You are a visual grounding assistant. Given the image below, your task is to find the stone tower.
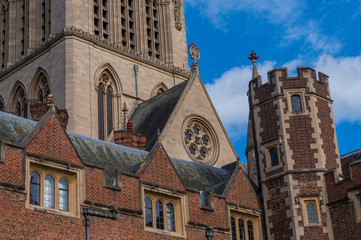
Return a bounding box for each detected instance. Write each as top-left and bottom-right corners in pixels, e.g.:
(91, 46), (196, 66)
(0, 0), (189, 139)
(246, 52), (341, 239)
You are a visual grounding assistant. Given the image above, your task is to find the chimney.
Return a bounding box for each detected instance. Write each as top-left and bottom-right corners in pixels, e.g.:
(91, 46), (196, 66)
(30, 101), (69, 129)
(114, 120), (147, 151)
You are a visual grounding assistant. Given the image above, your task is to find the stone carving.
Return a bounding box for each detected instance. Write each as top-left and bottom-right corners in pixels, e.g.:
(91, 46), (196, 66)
(189, 43), (200, 62)
(174, 0), (182, 31)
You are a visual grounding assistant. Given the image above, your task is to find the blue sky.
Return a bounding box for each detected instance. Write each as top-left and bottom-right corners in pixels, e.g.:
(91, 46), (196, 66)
(183, 0), (361, 162)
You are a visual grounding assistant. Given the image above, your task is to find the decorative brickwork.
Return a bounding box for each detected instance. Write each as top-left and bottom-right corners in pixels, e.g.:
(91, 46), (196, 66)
(114, 120), (147, 151)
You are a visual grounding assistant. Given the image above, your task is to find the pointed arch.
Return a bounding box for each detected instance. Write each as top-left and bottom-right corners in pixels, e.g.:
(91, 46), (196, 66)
(9, 81), (28, 118)
(151, 82), (168, 97)
(29, 67), (51, 103)
(95, 64), (123, 140)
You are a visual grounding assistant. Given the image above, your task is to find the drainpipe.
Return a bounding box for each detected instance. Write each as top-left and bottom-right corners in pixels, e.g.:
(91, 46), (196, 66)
(83, 212), (90, 240)
(128, 65), (139, 118)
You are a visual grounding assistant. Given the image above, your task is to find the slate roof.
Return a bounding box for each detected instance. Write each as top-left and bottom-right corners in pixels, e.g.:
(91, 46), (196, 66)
(131, 81), (188, 151)
(340, 148), (361, 177)
(0, 110), (233, 194)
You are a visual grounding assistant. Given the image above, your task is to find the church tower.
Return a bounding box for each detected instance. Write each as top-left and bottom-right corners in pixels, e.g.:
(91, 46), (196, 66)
(0, 0), (189, 140)
(246, 51), (341, 239)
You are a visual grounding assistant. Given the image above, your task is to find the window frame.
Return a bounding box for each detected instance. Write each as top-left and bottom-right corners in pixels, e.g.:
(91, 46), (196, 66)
(285, 89), (307, 115)
(229, 210), (261, 240)
(26, 158), (83, 218)
(143, 188), (185, 237)
(262, 139), (282, 170)
(301, 197), (321, 226)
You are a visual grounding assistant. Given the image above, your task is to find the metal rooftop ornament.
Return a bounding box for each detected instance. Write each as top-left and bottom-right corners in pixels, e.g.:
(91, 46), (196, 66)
(248, 50), (260, 79)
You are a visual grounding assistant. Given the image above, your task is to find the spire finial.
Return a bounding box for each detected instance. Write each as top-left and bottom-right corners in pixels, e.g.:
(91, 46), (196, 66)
(248, 50), (260, 79)
(47, 93), (55, 111)
(189, 43), (200, 75)
(122, 102), (129, 129)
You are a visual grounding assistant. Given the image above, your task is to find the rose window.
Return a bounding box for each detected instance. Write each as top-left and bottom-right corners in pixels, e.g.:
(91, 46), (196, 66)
(182, 118), (218, 165)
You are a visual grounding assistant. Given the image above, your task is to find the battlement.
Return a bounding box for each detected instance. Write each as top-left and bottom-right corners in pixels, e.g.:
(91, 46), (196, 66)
(248, 66), (331, 106)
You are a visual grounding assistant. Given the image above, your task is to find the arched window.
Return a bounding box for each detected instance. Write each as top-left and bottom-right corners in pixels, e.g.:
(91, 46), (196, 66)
(307, 202), (317, 224)
(291, 94), (302, 113)
(145, 197), (153, 227)
(59, 178), (69, 211)
(44, 175), (55, 209)
(30, 172), (40, 206)
(231, 217), (237, 240)
(97, 72), (115, 140)
(239, 219), (245, 240)
(11, 85), (28, 118)
(37, 74), (50, 103)
(247, 221), (254, 240)
(270, 147), (279, 166)
(166, 202), (175, 232)
(0, 5), (6, 69)
(155, 200), (164, 230)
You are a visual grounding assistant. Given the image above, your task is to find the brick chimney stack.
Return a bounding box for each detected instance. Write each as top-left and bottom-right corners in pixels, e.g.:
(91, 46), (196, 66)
(30, 102), (69, 129)
(114, 120), (147, 151)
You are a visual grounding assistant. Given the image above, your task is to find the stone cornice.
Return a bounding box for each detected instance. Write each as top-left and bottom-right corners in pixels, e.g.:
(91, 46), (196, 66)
(0, 26), (191, 80)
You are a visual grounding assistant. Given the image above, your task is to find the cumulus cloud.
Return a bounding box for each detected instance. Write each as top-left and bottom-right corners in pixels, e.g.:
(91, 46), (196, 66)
(315, 54), (361, 124)
(205, 61), (276, 140)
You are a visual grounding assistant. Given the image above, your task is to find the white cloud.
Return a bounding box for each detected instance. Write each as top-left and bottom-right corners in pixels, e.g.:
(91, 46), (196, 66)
(205, 61), (276, 139)
(315, 54), (361, 123)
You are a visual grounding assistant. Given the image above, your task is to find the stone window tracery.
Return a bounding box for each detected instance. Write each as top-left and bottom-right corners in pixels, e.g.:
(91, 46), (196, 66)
(36, 74), (50, 103)
(97, 72), (114, 140)
(230, 213), (260, 240)
(12, 86), (28, 118)
(182, 116), (218, 165)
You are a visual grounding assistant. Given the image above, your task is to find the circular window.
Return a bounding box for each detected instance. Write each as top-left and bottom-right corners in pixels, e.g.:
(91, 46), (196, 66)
(182, 116), (219, 165)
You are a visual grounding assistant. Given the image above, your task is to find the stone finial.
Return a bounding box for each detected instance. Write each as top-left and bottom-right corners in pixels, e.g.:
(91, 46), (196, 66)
(47, 94), (55, 110)
(248, 50), (259, 79)
(189, 43), (200, 75)
(122, 102), (129, 129)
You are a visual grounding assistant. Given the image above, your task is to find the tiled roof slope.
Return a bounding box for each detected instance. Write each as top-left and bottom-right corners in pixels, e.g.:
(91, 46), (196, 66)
(340, 148), (361, 177)
(131, 81), (187, 151)
(0, 110), (232, 193)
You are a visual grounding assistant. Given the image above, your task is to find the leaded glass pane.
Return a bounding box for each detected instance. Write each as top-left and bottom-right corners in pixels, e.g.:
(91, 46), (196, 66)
(231, 217), (236, 240)
(98, 85), (104, 140)
(44, 175), (55, 209)
(247, 220), (254, 240)
(145, 198), (153, 227)
(270, 147), (279, 166)
(166, 202), (175, 232)
(106, 87), (113, 136)
(239, 218), (245, 240)
(291, 95), (302, 113)
(59, 178), (69, 211)
(30, 172), (40, 206)
(156, 200), (164, 230)
(307, 203), (317, 223)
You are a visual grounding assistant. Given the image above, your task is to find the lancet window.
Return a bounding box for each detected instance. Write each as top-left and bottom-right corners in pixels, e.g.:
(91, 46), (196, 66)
(12, 86), (28, 118)
(146, 0), (160, 59)
(41, 0), (51, 42)
(94, 0), (109, 39)
(120, 0), (135, 49)
(1, 5), (7, 69)
(97, 72), (114, 140)
(35, 73), (50, 103)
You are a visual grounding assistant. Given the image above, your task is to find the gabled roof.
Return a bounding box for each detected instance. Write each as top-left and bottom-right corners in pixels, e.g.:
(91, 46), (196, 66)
(0, 110), (233, 193)
(131, 81), (188, 151)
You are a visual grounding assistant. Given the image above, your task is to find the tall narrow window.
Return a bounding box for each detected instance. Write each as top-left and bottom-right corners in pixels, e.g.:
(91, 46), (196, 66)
(145, 198), (153, 227)
(59, 178), (69, 211)
(0, 98), (4, 111)
(21, 1), (25, 55)
(44, 175), (55, 209)
(97, 72), (115, 140)
(156, 200), (164, 230)
(306, 202), (317, 224)
(247, 221), (254, 240)
(166, 202), (175, 232)
(231, 217), (237, 240)
(94, 0), (108, 39)
(270, 147), (279, 166)
(291, 94), (302, 113)
(239, 219), (245, 240)
(1, 6), (6, 69)
(128, 0), (135, 49)
(146, 0), (160, 59)
(30, 172), (40, 206)
(36, 74), (50, 103)
(41, 0), (46, 42)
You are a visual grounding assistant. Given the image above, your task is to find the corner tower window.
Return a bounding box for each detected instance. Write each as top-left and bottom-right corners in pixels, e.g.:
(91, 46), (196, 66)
(306, 202), (317, 224)
(291, 94), (302, 113)
(97, 72), (115, 140)
(270, 147), (279, 166)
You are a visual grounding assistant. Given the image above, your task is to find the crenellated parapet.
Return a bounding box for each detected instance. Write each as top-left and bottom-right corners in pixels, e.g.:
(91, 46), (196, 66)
(248, 66), (331, 107)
